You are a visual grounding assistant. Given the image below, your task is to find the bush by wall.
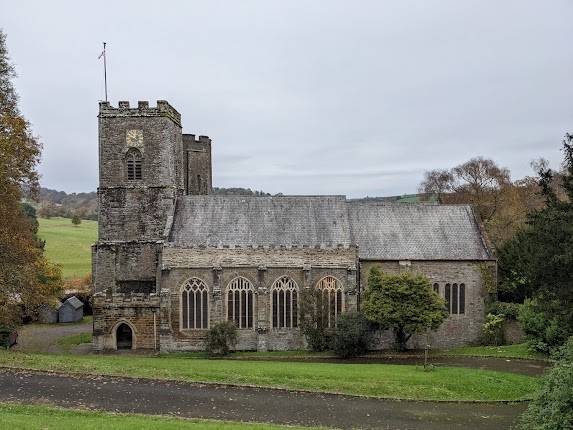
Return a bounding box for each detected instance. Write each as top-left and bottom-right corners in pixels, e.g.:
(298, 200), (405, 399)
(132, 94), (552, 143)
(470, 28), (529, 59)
(333, 312), (372, 358)
(486, 301), (521, 320)
(518, 299), (570, 353)
(480, 313), (505, 346)
(205, 321), (237, 357)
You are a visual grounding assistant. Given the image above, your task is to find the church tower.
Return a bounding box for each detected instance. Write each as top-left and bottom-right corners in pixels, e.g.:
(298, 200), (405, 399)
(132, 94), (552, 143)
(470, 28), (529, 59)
(93, 100), (184, 296)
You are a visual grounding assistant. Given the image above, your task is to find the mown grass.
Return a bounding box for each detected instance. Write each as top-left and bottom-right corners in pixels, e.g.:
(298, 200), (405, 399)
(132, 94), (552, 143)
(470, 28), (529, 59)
(0, 350), (538, 401)
(57, 332), (92, 352)
(164, 350), (333, 359)
(37, 217), (97, 279)
(441, 344), (549, 361)
(0, 403), (323, 430)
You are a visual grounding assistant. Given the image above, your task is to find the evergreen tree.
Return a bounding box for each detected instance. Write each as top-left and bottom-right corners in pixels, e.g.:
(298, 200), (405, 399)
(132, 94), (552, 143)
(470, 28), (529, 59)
(499, 135), (573, 350)
(362, 268), (447, 351)
(71, 214), (81, 226)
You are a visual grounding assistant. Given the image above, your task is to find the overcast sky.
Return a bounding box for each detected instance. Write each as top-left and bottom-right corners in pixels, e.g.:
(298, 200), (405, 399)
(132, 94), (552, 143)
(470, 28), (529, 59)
(2, 1), (572, 197)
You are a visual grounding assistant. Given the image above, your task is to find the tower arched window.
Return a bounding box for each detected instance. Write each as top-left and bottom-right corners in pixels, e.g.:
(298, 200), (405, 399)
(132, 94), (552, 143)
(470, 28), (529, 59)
(227, 277), (254, 329)
(126, 148), (142, 180)
(271, 276), (298, 328)
(316, 276), (343, 328)
(181, 278), (209, 329)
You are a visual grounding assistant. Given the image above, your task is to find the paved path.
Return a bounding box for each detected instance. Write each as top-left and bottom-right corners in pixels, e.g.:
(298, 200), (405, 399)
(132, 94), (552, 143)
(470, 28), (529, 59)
(0, 369), (526, 430)
(13, 320), (92, 353)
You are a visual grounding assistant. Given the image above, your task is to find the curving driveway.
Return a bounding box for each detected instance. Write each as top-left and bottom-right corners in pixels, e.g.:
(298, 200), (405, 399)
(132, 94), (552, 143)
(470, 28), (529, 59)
(0, 369), (526, 430)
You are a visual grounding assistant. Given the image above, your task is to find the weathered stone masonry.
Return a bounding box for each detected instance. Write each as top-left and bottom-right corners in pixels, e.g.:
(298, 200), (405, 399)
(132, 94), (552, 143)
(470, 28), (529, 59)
(92, 100), (495, 352)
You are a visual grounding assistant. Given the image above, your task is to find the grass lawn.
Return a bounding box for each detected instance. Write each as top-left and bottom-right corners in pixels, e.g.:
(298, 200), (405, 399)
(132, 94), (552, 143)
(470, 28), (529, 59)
(0, 403), (322, 430)
(37, 217), (97, 279)
(441, 344), (549, 361)
(0, 351), (538, 401)
(57, 332), (92, 352)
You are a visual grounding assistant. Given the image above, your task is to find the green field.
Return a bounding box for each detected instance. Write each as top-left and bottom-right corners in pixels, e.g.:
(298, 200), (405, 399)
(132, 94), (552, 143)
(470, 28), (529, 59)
(0, 403), (322, 430)
(37, 217), (97, 279)
(0, 351), (538, 401)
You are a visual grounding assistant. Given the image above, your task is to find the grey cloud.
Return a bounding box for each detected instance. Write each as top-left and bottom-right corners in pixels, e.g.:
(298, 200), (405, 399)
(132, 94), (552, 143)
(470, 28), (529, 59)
(2, 0), (572, 197)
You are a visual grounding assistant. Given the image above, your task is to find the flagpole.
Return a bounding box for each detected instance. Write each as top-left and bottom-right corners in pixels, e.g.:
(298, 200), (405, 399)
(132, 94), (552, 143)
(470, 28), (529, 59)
(103, 42), (108, 102)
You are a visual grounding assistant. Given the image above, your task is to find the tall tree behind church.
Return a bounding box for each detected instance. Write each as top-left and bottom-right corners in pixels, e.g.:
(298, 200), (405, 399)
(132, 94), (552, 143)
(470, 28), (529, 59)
(419, 157), (544, 247)
(0, 29), (62, 325)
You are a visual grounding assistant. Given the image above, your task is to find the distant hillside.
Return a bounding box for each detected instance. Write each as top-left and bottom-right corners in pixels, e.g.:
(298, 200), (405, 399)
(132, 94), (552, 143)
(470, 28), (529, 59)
(32, 186), (272, 220)
(35, 188), (98, 220)
(351, 193), (438, 204)
(30, 187), (432, 221)
(212, 187), (271, 196)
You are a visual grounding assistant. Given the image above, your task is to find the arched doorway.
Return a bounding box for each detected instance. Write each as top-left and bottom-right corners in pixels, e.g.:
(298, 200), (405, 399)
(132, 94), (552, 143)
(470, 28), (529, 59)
(116, 323), (133, 350)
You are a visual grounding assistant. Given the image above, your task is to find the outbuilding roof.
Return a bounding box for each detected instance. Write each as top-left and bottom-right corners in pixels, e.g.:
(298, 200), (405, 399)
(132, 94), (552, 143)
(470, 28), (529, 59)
(63, 296), (84, 310)
(167, 196), (492, 261)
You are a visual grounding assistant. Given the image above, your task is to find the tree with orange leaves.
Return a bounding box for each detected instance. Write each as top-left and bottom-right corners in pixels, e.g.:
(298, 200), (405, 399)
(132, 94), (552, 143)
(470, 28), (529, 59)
(0, 29), (62, 326)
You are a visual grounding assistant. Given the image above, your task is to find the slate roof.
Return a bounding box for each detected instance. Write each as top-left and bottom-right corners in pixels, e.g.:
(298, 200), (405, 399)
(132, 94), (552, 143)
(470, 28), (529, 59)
(347, 202), (492, 260)
(168, 196), (492, 261)
(63, 296), (83, 310)
(169, 195), (352, 248)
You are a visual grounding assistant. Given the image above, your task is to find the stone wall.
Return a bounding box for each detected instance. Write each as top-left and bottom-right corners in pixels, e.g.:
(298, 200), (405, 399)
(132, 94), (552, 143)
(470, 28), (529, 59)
(360, 260), (495, 348)
(92, 292), (162, 351)
(504, 320), (525, 345)
(92, 242), (162, 294)
(183, 134), (212, 195)
(159, 246), (358, 351)
(163, 245), (358, 269)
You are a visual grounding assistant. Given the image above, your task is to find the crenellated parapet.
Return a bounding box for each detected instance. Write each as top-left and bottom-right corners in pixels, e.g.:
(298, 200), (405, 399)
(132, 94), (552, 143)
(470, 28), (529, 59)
(92, 291), (161, 308)
(183, 134), (211, 144)
(99, 100), (181, 127)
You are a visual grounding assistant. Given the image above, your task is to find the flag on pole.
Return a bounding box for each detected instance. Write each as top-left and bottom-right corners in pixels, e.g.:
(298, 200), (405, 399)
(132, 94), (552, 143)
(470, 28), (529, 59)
(99, 42), (108, 102)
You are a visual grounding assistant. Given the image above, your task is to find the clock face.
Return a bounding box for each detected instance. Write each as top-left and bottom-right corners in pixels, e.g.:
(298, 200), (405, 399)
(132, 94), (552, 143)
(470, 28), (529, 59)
(126, 129), (143, 148)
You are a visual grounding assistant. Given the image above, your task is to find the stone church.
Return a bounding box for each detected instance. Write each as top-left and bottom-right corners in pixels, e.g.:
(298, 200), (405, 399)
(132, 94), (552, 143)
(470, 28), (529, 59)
(92, 100), (495, 352)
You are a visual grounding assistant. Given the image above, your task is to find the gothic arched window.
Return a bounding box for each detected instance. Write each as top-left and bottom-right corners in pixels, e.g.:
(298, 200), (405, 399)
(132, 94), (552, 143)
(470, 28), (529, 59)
(444, 282), (466, 315)
(316, 276), (343, 328)
(271, 276), (298, 328)
(181, 278), (209, 329)
(126, 148), (142, 180)
(227, 277), (254, 329)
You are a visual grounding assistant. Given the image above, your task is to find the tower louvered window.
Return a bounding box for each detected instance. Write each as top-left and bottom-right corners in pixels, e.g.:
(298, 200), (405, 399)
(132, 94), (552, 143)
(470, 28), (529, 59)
(227, 277), (254, 329)
(316, 276), (343, 328)
(126, 148), (142, 180)
(181, 278), (209, 329)
(271, 276), (298, 328)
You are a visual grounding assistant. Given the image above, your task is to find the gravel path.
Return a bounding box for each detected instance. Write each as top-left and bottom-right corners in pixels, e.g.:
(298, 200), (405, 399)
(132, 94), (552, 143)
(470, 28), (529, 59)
(13, 320), (92, 353)
(0, 369), (526, 430)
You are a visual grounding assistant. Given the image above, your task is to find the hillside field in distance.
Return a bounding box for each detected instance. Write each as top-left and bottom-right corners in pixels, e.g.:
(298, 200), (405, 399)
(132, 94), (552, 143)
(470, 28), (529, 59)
(38, 217), (97, 279)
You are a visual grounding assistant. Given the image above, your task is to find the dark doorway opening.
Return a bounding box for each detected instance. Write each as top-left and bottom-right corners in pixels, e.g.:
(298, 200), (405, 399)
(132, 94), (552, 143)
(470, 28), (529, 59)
(116, 323), (133, 350)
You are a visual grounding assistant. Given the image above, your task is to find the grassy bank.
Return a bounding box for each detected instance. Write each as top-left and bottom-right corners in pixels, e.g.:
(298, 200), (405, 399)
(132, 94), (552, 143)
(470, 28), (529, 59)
(442, 344), (549, 361)
(57, 332), (92, 352)
(0, 403), (322, 430)
(0, 351), (538, 401)
(37, 217), (97, 279)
